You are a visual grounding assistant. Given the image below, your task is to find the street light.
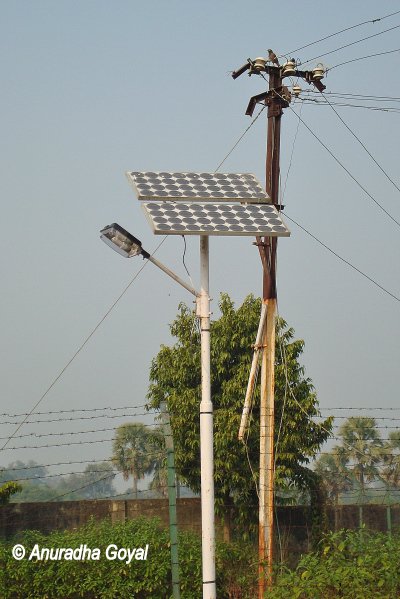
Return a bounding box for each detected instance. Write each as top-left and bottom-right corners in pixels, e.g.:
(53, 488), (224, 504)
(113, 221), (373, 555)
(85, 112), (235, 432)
(100, 223), (198, 297)
(102, 170), (290, 599)
(100, 223), (148, 258)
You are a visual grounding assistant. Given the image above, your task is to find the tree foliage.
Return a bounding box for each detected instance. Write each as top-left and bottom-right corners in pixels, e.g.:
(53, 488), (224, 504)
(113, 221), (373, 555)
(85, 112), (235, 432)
(315, 417), (400, 504)
(314, 449), (353, 505)
(0, 460), (116, 502)
(338, 417), (382, 498)
(112, 423), (162, 498)
(147, 293), (332, 525)
(269, 529), (400, 598)
(0, 481), (22, 505)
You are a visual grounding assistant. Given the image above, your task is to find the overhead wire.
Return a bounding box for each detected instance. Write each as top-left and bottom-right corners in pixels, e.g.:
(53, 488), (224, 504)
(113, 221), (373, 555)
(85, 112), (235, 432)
(298, 98), (400, 113)
(328, 47), (400, 71)
(281, 10), (400, 57)
(214, 104), (267, 172)
(302, 90), (400, 102)
(253, 81), (400, 303)
(279, 96), (400, 228)
(319, 90), (400, 194)
(283, 213), (400, 303)
(300, 23), (400, 66)
(0, 237), (167, 452)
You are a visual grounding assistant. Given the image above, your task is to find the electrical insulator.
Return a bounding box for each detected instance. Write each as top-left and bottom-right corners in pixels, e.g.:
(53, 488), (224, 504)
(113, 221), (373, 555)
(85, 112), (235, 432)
(312, 63), (325, 81)
(252, 57), (267, 72)
(281, 59), (296, 77)
(292, 85), (301, 97)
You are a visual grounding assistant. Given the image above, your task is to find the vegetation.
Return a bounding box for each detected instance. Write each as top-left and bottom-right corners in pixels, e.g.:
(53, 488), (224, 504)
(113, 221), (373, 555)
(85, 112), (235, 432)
(315, 417), (400, 504)
(269, 529), (400, 598)
(0, 517), (257, 598)
(147, 293), (332, 528)
(0, 481), (22, 505)
(111, 423), (163, 499)
(0, 461), (116, 502)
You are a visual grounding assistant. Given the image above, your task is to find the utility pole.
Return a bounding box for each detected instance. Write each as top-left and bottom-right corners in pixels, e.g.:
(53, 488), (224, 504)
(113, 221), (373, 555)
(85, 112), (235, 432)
(232, 54), (326, 597)
(259, 64), (283, 596)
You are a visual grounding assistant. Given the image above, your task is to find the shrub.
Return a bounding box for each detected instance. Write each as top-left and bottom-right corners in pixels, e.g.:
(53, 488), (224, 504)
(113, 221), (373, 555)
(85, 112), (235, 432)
(269, 528), (400, 599)
(0, 517), (257, 598)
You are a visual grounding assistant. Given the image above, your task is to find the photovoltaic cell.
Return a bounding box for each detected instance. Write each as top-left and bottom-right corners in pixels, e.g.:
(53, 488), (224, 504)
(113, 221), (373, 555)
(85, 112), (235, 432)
(127, 171), (270, 203)
(142, 202), (290, 237)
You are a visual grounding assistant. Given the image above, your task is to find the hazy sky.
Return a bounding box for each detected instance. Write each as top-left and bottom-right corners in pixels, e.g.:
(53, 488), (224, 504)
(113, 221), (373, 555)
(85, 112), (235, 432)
(1, 1), (399, 488)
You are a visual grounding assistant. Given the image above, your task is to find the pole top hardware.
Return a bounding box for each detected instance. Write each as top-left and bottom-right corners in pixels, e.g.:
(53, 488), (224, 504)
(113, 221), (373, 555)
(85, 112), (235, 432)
(281, 59), (296, 77)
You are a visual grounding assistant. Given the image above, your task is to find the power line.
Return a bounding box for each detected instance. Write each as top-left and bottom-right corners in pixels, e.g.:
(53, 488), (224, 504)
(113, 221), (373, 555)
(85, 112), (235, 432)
(283, 100), (400, 228)
(301, 23), (400, 66)
(302, 90), (400, 102)
(281, 10), (400, 57)
(298, 98), (400, 113)
(328, 47), (400, 71)
(320, 90), (400, 195)
(214, 104), (266, 172)
(284, 213), (400, 303)
(0, 238), (167, 452)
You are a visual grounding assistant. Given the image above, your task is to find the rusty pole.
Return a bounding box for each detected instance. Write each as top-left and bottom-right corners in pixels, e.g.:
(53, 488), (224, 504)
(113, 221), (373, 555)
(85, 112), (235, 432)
(258, 67), (282, 598)
(232, 56), (326, 598)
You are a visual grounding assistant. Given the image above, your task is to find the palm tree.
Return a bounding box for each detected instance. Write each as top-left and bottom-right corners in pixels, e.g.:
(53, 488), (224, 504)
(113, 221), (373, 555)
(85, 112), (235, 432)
(112, 423), (162, 498)
(314, 446), (352, 505)
(338, 417), (383, 501)
(381, 430), (400, 490)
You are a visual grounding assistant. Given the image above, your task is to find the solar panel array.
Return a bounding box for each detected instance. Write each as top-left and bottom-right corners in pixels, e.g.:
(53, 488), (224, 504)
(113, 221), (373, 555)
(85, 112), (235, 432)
(127, 171), (270, 203)
(128, 171), (290, 237)
(142, 202), (290, 237)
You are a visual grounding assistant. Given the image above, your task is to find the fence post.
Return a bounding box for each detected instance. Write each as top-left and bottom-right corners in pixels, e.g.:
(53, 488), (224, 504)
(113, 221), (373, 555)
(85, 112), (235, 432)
(387, 505), (392, 537)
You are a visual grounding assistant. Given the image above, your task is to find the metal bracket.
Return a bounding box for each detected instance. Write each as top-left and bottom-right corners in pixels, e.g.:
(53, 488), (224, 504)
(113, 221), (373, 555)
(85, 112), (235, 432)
(196, 294), (210, 318)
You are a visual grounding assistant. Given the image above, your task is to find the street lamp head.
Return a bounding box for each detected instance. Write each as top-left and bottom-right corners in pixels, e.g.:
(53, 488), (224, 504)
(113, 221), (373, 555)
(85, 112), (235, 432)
(100, 223), (144, 258)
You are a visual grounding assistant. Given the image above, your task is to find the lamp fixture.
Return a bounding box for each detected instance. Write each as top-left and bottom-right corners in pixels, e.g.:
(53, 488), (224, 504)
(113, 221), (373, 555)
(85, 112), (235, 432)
(99, 223), (149, 258)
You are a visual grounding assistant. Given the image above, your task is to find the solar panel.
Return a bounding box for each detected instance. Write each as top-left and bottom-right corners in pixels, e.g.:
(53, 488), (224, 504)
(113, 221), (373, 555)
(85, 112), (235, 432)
(127, 171), (270, 203)
(142, 202), (290, 236)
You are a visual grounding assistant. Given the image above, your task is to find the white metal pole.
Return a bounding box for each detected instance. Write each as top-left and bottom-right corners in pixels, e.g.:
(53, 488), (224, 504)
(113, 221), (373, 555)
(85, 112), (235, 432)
(198, 235), (216, 599)
(148, 254), (198, 297)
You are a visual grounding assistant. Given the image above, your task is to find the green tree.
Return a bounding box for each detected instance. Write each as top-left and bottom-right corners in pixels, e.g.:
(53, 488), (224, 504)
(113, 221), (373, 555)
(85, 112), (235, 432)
(147, 293), (332, 527)
(314, 447), (353, 505)
(112, 423), (162, 498)
(338, 417), (383, 500)
(0, 481), (22, 504)
(0, 460), (47, 484)
(52, 462), (116, 501)
(381, 430), (400, 490)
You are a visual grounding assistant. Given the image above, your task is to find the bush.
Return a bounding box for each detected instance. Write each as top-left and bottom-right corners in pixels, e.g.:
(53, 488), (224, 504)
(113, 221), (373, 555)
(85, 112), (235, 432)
(269, 528), (400, 599)
(0, 517), (257, 598)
